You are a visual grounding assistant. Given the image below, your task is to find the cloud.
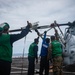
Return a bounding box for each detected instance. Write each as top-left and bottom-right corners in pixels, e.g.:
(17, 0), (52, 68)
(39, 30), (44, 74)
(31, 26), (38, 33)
(0, 0), (75, 24)
(0, 0), (75, 54)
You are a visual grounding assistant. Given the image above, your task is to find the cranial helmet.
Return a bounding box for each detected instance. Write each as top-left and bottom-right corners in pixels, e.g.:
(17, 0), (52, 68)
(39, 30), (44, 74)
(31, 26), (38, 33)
(0, 22), (10, 29)
(3, 23), (10, 30)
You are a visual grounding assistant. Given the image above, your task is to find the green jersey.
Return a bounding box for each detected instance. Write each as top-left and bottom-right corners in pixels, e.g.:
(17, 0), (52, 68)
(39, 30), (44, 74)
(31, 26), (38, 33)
(51, 40), (62, 57)
(28, 43), (37, 57)
(0, 34), (12, 62)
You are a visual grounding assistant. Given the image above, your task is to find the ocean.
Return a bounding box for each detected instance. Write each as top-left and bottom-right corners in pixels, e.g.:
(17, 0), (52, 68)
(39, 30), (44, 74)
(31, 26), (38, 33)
(12, 53), (28, 58)
(12, 53), (40, 58)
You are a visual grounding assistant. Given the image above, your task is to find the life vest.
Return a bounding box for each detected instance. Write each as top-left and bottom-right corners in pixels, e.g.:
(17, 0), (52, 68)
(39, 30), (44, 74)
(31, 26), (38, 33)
(0, 34), (12, 62)
(51, 40), (62, 57)
(28, 43), (37, 57)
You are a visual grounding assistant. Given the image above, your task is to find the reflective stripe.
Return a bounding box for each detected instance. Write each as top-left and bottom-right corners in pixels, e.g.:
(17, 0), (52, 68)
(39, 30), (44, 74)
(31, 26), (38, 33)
(42, 44), (48, 48)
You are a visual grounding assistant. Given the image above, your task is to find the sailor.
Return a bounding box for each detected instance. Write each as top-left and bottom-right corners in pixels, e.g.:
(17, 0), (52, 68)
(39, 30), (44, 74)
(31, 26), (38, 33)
(28, 37), (39, 75)
(0, 21), (32, 75)
(50, 29), (63, 75)
(39, 31), (50, 75)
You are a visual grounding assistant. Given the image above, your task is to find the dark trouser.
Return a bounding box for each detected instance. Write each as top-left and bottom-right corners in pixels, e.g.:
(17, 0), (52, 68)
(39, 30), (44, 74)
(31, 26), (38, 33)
(0, 59), (11, 75)
(28, 56), (35, 75)
(53, 56), (63, 75)
(39, 56), (49, 75)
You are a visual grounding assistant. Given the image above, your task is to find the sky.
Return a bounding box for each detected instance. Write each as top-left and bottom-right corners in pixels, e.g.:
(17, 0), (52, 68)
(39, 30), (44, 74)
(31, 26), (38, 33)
(0, 0), (75, 56)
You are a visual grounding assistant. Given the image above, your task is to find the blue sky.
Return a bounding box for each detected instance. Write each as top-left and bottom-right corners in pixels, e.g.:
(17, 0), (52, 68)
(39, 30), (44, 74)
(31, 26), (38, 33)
(0, 0), (75, 56)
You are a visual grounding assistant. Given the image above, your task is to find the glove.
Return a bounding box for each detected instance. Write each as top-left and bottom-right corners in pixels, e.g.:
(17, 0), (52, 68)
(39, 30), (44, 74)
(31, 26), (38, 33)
(37, 36), (39, 40)
(25, 21), (32, 32)
(27, 21), (32, 28)
(44, 31), (47, 34)
(50, 23), (55, 28)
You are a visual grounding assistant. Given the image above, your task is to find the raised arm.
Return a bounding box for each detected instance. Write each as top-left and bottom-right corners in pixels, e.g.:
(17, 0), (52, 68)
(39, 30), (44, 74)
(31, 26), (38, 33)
(10, 21), (32, 43)
(42, 31), (47, 44)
